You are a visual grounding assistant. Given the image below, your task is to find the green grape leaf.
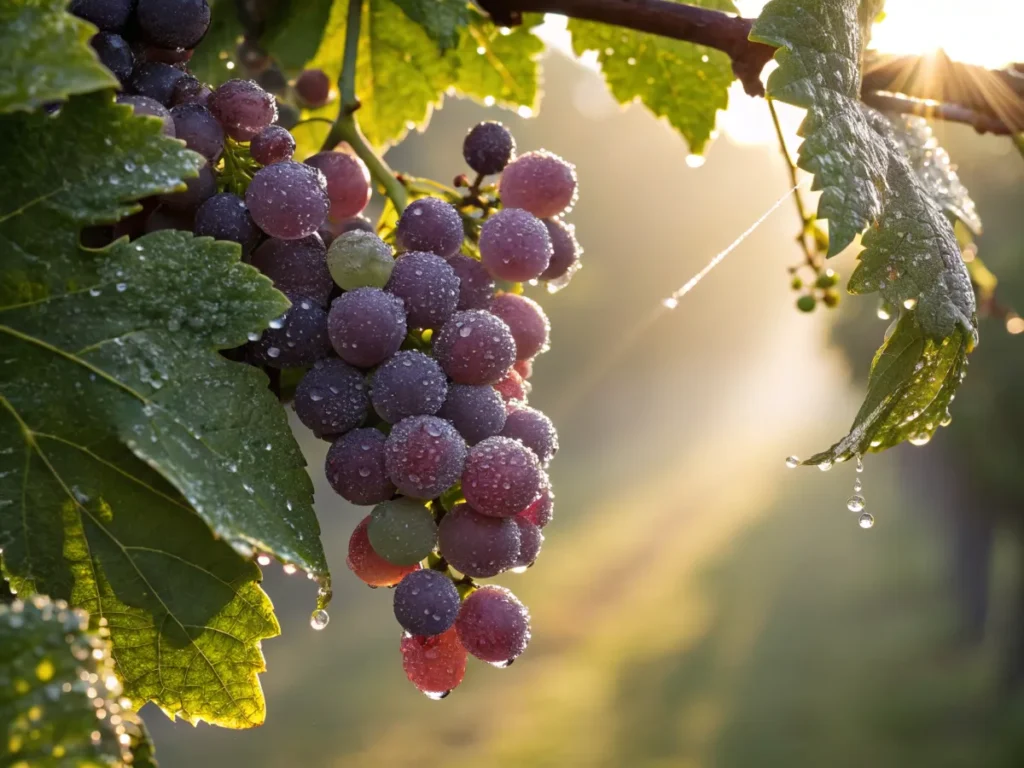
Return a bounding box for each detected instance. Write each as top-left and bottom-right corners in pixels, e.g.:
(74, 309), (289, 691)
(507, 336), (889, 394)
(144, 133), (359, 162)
(261, 0), (336, 74)
(569, 1), (736, 155)
(0, 0), (118, 114)
(806, 314), (967, 465)
(0, 94), (329, 725)
(392, 0), (471, 51)
(1, 595), (156, 765)
(887, 114), (982, 235)
(451, 10), (544, 113)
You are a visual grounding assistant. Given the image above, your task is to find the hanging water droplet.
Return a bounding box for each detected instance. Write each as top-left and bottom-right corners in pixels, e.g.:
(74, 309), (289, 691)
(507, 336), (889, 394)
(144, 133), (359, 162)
(310, 609), (329, 630)
(785, 455), (800, 469)
(909, 433), (931, 446)
(282, 564), (297, 575)
(853, 478), (862, 493)
(662, 297), (678, 309)
(423, 689), (450, 700)
(940, 411), (953, 427)
(818, 460), (833, 472)
(847, 495), (865, 512)
(256, 554), (271, 566)
(855, 455), (864, 473)
(858, 513), (874, 529)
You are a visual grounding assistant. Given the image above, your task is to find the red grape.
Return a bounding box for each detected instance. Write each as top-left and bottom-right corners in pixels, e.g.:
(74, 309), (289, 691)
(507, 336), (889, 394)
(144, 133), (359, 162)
(193, 192), (260, 255)
(384, 415), (467, 500)
(347, 516), (419, 587)
(513, 518), (543, 568)
(513, 359), (533, 380)
(493, 368), (528, 404)
(326, 428), (395, 505)
(499, 150), (578, 218)
(461, 436), (545, 518)
(489, 293), (550, 360)
(400, 626), (467, 697)
(250, 125), (295, 165)
(209, 79), (277, 141)
(479, 208), (552, 282)
(541, 218), (580, 281)
(438, 503), (520, 578)
(295, 68), (332, 107)
(455, 586), (531, 664)
(433, 310), (517, 385)
(117, 94), (175, 136)
(246, 161), (330, 240)
(305, 150), (371, 221)
(501, 405), (558, 466)
(170, 103), (224, 163)
(517, 482), (553, 528)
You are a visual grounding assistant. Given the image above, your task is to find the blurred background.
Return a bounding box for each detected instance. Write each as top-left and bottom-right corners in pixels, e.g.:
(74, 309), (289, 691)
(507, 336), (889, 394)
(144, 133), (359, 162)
(147, 4), (1024, 765)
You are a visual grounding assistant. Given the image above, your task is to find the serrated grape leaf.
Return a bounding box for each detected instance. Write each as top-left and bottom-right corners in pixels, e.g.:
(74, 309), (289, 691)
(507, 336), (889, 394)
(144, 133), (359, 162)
(451, 10), (544, 112)
(392, 0), (471, 51)
(887, 114), (982, 235)
(806, 313), (967, 464)
(0, 0), (118, 114)
(569, 0), (736, 155)
(261, 0), (336, 74)
(1, 596), (156, 765)
(0, 94), (329, 724)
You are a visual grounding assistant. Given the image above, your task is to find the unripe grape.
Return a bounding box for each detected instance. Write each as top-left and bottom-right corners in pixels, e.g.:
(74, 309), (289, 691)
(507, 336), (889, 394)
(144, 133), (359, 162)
(796, 295), (817, 312)
(816, 269), (839, 289)
(368, 497), (437, 565)
(479, 208), (552, 282)
(347, 516), (418, 586)
(327, 230), (395, 291)
(499, 150), (577, 218)
(462, 121), (515, 175)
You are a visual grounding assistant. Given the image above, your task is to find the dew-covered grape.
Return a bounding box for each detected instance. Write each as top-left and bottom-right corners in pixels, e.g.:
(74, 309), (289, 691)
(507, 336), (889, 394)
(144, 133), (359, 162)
(433, 310), (517, 385)
(247, 294), (331, 368)
(158, 162), (216, 212)
(305, 150), (371, 221)
(327, 287), (407, 368)
(438, 503), (520, 578)
(368, 497), (437, 565)
(437, 384), (506, 445)
(70, 0), (133, 32)
(136, 0), (211, 49)
(501, 405), (558, 466)
(395, 197), (464, 259)
(489, 293), (550, 360)
(393, 569), (460, 636)
(293, 358), (369, 438)
(193, 192), (260, 255)
(295, 68), (332, 108)
(326, 230), (394, 291)
(517, 482), (553, 528)
(250, 124), (295, 165)
(326, 428), (395, 505)
(249, 234), (333, 307)
(478, 208), (552, 282)
(129, 62), (187, 106)
(170, 74), (212, 107)
(384, 415), (467, 500)
(513, 358), (532, 380)
(462, 436), (545, 518)
(448, 254), (495, 310)
(463, 121), (515, 175)
(541, 218), (580, 281)
(91, 32), (134, 84)
(401, 626), (466, 696)
(245, 160), (330, 240)
(347, 516), (419, 587)
(455, 586), (531, 664)
(170, 103), (224, 163)
(209, 78), (278, 141)
(493, 368), (528, 404)
(370, 351), (448, 424)
(499, 150), (578, 218)
(117, 94), (176, 136)
(513, 518), (543, 568)
(385, 251), (460, 330)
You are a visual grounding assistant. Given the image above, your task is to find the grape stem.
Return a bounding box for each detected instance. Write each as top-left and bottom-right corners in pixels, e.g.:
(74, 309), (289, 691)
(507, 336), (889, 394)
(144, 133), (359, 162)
(321, 0), (409, 213)
(767, 98), (821, 275)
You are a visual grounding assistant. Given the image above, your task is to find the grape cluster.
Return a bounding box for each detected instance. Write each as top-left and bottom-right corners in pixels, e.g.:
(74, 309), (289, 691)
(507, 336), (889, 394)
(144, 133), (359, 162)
(72, 0), (582, 698)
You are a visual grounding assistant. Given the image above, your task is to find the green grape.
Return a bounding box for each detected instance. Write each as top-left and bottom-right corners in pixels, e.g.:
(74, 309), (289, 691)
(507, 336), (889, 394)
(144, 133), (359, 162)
(367, 497), (437, 565)
(796, 295), (817, 312)
(327, 230), (395, 291)
(822, 288), (840, 307)
(815, 269), (839, 289)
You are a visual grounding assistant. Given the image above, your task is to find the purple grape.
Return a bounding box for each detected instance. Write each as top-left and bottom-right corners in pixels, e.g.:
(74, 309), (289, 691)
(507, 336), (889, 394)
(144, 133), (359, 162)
(209, 79), (277, 141)
(249, 234), (333, 306)
(247, 294), (331, 368)
(437, 384), (506, 445)
(170, 75), (212, 107)
(370, 351), (447, 424)
(478, 208), (552, 282)
(438, 503), (520, 578)
(517, 482), (553, 527)
(489, 293), (550, 360)
(327, 288), (407, 368)
(118, 94), (175, 136)
(296, 68), (332, 107)
(499, 150), (578, 218)
(293, 358), (369, 438)
(433, 310), (517, 385)
(250, 125), (295, 165)
(462, 436), (545, 518)
(70, 0), (133, 32)
(305, 151), (371, 221)
(158, 161), (216, 213)
(91, 33), (134, 84)
(136, 43), (194, 65)
(384, 251), (459, 330)
(395, 197), (464, 259)
(463, 121), (515, 176)
(325, 428), (395, 505)
(136, 0), (211, 49)
(129, 62), (187, 107)
(334, 215), (375, 234)
(193, 193), (260, 255)
(541, 218), (580, 280)
(501, 406), (558, 466)
(144, 205), (194, 232)
(245, 160), (330, 240)
(455, 586), (530, 664)
(513, 518), (543, 568)
(448, 255), (495, 310)
(384, 415), (466, 499)
(393, 570), (460, 636)
(170, 103), (224, 163)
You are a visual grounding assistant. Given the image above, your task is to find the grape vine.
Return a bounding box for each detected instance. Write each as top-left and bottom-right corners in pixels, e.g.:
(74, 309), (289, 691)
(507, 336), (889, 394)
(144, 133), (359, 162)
(1, 0), (1021, 756)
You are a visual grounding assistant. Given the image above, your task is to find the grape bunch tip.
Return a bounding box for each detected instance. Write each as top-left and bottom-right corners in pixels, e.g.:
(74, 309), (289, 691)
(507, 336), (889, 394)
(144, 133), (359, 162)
(69, 0), (583, 698)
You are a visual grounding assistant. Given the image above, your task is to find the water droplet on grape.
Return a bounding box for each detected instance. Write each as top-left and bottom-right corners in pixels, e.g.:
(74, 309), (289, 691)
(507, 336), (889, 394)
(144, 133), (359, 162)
(423, 689), (451, 700)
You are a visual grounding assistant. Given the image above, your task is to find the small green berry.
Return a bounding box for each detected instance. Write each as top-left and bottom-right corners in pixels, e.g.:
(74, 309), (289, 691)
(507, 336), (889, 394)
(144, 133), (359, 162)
(791, 275), (803, 290)
(796, 295), (817, 313)
(822, 289), (840, 308)
(815, 269), (839, 289)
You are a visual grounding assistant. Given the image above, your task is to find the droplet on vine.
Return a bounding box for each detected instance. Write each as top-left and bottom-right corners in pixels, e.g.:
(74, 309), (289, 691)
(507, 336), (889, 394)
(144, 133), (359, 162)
(909, 433), (931, 446)
(423, 689), (451, 700)
(310, 609), (330, 630)
(940, 411), (953, 427)
(685, 154), (705, 168)
(855, 455), (864, 473)
(847, 495), (865, 512)
(282, 564), (297, 575)
(858, 513), (874, 529)
(817, 460), (833, 472)
(876, 303), (891, 320)
(256, 554), (271, 566)
(785, 455), (800, 469)
(853, 478), (862, 493)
